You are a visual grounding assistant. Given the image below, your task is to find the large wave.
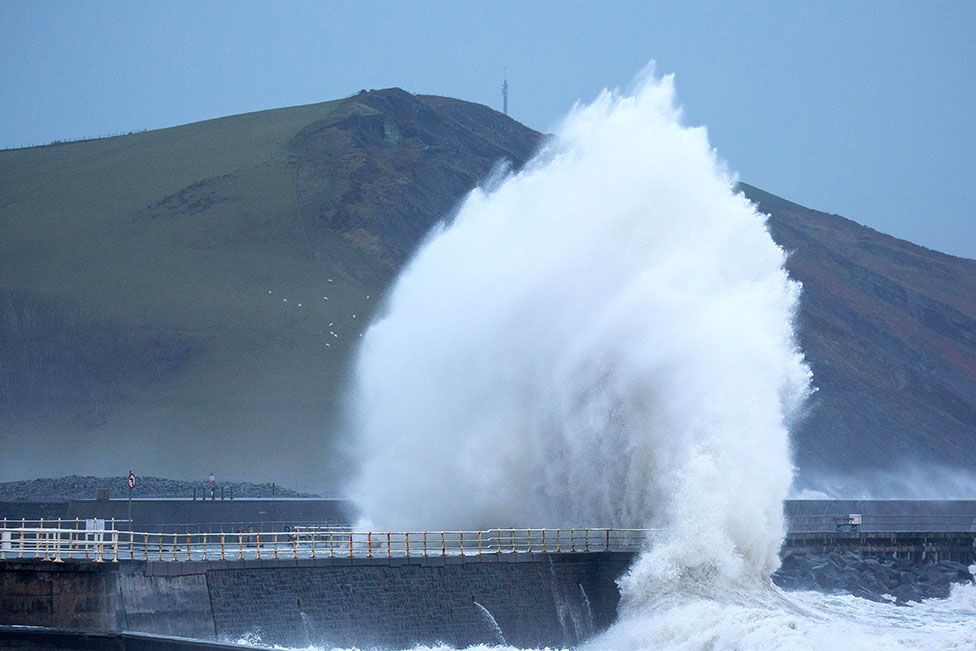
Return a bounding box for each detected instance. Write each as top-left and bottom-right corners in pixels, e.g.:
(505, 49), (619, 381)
(342, 69), (973, 649)
(349, 65), (807, 579)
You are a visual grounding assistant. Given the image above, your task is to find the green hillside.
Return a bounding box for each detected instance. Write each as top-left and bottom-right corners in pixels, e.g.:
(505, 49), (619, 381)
(0, 90), (540, 490)
(4, 88), (975, 494)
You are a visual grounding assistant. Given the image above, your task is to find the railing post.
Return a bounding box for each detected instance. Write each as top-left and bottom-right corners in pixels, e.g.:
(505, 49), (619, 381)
(387, 532), (392, 559)
(441, 531), (446, 557)
(367, 532), (373, 558)
(256, 533), (262, 560)
(477, 530), (482, 555)
(53, 519), (63, 563)
(348, 531), (353, 559)
(405, 532), (410, 558)
(186, 532), (191, 561)
(584, 529), (589, 552)
(423, 531), (428, 558)
(460, 531), (464, 557)
(239, 532), (244, 561)
(293, 531), (298, 560)
(542, 529), (546, 551)
(273, 533), (279, 560)
(556, 529), (560, 553)
(605, 529), (610, 551)
(113, 531), (119, 562)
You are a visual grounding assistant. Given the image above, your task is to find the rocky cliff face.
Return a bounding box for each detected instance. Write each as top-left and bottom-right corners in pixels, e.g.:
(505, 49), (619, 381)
(744, 185), (976, 488)
(1, 89), (972, 492)
(288, 89), (541, 280)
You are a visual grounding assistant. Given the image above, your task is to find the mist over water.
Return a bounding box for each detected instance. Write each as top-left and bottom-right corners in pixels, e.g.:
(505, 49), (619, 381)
(793, 466), (976, 500)
(344, 70), (974, 649)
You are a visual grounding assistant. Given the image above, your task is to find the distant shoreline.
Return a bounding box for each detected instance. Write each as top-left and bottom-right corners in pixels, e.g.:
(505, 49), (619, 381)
(0, 475), (318, 502)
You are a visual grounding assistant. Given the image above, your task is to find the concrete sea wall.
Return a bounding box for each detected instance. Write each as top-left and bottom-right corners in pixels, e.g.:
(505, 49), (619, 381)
(0, 553), (634, 648)
(0, 499), (353, 532)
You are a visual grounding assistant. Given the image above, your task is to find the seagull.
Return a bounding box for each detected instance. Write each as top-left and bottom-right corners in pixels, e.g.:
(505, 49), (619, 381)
(328, 322), (333, 327)
(268, 290), (272, 294)
(282, 299), (288, 303)
(297, 303), (302, 307)
(323, 296), (328, 300)
(352, 314), (356, 319)
(328, 278), (334, 283)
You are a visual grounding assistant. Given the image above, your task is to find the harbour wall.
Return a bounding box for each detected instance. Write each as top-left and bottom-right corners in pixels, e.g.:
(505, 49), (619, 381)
(0, 499), (352, 532)
(0, 553), (633, 649)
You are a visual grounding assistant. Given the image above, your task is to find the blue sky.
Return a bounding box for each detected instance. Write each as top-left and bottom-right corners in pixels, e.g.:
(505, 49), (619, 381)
(2, 1), (974, 257)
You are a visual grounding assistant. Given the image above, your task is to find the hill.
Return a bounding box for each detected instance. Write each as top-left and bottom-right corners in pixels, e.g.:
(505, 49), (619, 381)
(0, 89), (540, 490)
(1, 89), (973, 494)
(745, 184), (976, 491)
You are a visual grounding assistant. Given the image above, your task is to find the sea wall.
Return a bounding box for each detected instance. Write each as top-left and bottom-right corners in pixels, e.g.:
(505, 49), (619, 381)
(0, 561), (214, 640)
(0, 626), (259, 651)
(0, 553), (634, 648)
(0, 498), (353, 531)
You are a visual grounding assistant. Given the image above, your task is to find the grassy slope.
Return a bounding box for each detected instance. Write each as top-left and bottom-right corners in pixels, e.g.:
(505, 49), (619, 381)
(0, 90), (540, 491)
(3, 92), (973, 492)
(0, 98), (382, 488)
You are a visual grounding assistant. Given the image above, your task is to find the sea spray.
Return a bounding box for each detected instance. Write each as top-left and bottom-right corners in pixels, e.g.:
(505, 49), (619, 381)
(473, 601), (507, 646)
(340, 69), (976, 650)
(348, 68), (808, 541)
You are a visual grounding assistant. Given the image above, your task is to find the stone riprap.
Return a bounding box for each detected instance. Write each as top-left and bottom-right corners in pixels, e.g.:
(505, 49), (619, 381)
(773, 552), (974, 603)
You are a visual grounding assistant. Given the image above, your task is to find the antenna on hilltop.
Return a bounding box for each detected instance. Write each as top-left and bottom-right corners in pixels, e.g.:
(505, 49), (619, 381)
(502, 68), (509, 116)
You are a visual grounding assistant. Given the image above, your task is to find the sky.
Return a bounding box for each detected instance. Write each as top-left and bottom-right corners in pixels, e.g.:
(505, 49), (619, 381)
(1, 1), (974, 258)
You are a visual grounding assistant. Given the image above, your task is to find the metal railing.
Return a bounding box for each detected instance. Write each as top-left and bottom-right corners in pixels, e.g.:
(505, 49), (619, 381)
(7, 513), (974, 563)
(0, 522), (649, 563)
(786, 514), (976, 534)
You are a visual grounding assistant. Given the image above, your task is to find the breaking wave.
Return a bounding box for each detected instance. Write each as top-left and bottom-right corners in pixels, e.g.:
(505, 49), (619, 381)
(344, 67), (972, 649)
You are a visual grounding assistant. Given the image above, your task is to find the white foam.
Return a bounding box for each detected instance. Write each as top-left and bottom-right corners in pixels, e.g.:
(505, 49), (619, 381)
(342, 67), (969, 650)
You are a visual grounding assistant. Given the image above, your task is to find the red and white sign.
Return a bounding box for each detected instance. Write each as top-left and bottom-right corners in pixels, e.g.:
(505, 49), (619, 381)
(127, 471), (137, 490)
